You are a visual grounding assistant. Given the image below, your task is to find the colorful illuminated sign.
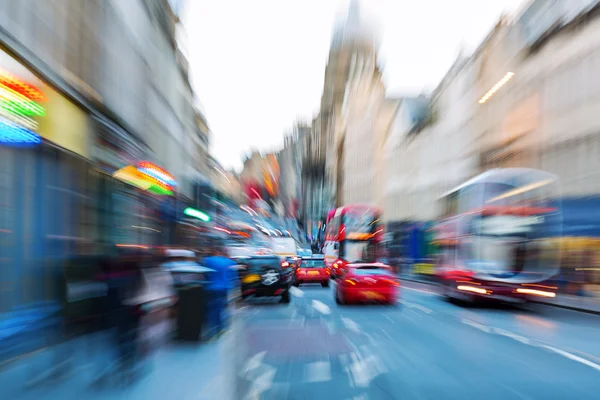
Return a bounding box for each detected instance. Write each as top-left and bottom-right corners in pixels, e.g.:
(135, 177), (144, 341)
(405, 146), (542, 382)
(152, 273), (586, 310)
(113, 163), (176, 195)
(183, 207), (210, 222)
(138, 161), (177, 187)
(0, 118), (41, 146)
(0, 68), (45, 147)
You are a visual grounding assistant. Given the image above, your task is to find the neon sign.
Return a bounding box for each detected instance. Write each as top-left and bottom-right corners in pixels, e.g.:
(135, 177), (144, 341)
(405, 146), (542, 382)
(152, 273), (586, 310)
(0, 118), (41, 146)
(184, 207), (210, 222)
(138, 161), (177, 187)
(0, 69), (45, 146)
(0, 73), (46, 102)
(113, 162), (177, 196)
(0, 71), (45, 117)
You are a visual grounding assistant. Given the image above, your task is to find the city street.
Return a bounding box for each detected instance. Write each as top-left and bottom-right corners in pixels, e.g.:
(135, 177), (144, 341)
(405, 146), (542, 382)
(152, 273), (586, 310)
(230, 281), (600, 399)
(3, 281), (600, 399)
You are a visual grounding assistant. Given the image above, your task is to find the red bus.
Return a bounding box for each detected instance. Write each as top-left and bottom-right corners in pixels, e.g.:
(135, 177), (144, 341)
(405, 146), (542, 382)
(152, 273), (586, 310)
(323, 205), (383, 278)
(434, 168), (561, 303)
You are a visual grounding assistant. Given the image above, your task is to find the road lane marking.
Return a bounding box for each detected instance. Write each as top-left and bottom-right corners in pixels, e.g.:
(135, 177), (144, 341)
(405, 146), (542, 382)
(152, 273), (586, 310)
(411, 303), (433, 314)
(498, 383), (535, 400)
(304, 361), (332, 382)
(460, 318), (493, 333)
(380, 328), (393, 341)
(342, 317), (361, 333)
(565, 347), (600, 364)
(290, 286), (304, 297)
(398, 299), (433, 314)
(349, 354), (384, 388)
(494, 328), (531, 345)
(246, 368), (276, 400)
(382, 314), (396, 324)
(242, 351), (266, 376)
(349, 352), (369, 387)
(312, 300), (331, 315)
(402, 286), (437, 295)
(460, 318), (600, 374)
(542, 345), (600, 373)
(400, 311), (419, 324)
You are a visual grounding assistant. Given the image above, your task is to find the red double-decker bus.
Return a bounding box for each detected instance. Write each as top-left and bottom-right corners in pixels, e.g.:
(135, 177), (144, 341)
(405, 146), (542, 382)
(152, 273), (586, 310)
(323, 205), (383, 278)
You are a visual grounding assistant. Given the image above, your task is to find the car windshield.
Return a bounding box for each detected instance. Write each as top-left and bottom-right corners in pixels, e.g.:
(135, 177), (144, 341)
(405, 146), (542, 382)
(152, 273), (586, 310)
(301, 260), (325, 268)
(352, 267), (390, 275)
(245, 257), (281, 270)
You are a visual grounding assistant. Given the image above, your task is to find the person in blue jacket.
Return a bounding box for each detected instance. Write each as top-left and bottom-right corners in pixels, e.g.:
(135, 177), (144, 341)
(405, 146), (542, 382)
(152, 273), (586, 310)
(203, 247), (237, 337)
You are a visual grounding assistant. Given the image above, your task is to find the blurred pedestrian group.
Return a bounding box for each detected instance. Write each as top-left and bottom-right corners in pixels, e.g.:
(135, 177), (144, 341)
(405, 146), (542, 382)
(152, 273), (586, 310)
(14, 243), (239, 387)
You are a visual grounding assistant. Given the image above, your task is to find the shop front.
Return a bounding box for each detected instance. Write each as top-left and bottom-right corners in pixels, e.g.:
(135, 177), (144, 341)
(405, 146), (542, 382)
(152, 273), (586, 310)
(0, 46), (92, 310)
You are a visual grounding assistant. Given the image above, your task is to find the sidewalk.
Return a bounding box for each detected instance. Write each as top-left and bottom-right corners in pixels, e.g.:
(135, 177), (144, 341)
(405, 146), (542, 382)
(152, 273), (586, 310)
(0, 307), (241, 400)
(0, 302), (61, 368)
(398, 274), (600, 315)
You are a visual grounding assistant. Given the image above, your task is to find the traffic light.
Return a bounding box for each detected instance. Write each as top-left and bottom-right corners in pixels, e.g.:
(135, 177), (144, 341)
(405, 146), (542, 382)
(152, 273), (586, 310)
(184, 207), (210, 222)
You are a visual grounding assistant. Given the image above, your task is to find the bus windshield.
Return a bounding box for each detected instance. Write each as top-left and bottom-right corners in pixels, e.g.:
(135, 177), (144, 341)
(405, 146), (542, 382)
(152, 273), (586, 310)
(344, 210), (378, 234)
(341, 240), (378, 263)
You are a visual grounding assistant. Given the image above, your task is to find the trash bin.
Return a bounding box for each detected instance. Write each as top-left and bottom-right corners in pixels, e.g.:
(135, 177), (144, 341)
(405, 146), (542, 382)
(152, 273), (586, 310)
(175, 283), (206, 342)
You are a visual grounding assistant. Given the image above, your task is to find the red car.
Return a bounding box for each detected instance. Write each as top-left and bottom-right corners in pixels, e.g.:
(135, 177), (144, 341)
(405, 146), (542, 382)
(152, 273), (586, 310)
(282, 256), (301, 273)
(330, 259), (348, 280)
(335, 263), (399, 305)
(294, 257), (330, 287)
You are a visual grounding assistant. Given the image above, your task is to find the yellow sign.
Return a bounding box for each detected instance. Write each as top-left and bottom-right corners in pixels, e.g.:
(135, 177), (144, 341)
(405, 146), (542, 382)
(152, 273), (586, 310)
(347, 233), (372, 240)
(113, 165), (151, 190)
(413, 263), (435, 275)
(37, 86), (89, 157)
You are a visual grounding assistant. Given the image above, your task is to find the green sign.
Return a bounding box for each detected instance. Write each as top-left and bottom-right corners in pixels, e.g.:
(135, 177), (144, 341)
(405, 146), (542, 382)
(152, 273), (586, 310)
(184, 207), (210, 222)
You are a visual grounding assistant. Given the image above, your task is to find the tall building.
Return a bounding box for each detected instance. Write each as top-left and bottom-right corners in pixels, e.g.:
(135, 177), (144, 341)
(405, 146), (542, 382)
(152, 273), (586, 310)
(476, 0), (600, 199)
(193, 109), (212, 180)
(383, 0), (600, 225)
(279, 122), (309, 219)
(302, 0), (380, 237)
(384, 53), (477, 223)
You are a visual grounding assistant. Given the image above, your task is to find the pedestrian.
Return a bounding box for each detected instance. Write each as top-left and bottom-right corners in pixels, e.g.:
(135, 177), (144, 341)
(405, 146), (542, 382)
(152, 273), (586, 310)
(203, 246), (237, 338)
(103, 253), (145, 380)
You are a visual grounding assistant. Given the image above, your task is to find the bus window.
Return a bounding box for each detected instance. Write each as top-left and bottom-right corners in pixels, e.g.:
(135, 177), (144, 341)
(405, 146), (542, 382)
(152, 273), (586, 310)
(444, 192), (458, 217)
(459, 184), (483, 214)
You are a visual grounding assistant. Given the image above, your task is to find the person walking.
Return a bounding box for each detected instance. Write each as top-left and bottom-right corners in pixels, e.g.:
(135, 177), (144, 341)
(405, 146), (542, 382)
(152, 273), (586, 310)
(203, 247), (237, 338)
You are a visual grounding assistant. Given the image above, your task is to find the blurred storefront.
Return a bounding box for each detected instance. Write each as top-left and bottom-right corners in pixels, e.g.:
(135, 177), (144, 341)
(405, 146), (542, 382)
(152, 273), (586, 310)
(385, 221), (436, 277)
(0, 46), (93, 310)
(0, 46), (178, 311)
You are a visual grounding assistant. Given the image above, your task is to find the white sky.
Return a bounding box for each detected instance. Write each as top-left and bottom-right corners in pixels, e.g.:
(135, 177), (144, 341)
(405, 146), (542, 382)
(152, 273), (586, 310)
(182, 0), (525, 171)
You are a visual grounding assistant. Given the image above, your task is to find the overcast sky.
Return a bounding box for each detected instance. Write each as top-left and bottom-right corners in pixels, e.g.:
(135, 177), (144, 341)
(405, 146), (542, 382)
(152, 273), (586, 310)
(182, 0), (524, 171)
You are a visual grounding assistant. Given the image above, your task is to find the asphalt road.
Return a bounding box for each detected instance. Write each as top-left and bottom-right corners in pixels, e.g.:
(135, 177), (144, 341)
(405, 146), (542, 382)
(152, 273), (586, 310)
(230, 280), (600, 400)
(4, 282), (600, 399)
